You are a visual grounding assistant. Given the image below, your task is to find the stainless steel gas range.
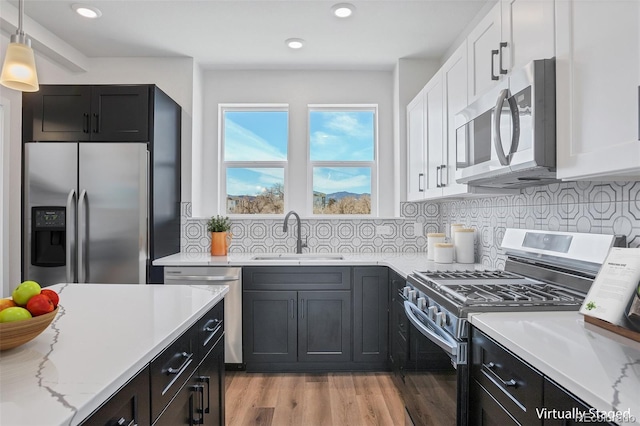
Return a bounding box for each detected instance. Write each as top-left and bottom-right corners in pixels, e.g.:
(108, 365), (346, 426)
(396, 228), (621, 426)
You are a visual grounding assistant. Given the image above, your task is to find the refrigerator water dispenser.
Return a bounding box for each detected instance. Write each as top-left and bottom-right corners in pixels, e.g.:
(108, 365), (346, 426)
(31, 207), (66, 267)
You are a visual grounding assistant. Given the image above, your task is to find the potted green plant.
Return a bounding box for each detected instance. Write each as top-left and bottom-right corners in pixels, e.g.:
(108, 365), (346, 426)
(207, 215), (232, 256)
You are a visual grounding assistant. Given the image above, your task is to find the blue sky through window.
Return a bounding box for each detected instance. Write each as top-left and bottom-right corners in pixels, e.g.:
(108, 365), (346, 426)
(310, 111), (374, 161)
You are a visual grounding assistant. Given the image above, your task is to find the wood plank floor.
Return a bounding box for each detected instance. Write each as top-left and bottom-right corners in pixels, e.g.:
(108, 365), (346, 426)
(225, 371), (408, 426)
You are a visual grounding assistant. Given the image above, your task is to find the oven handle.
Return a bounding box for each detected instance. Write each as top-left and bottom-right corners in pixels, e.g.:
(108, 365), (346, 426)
(404, 301), (458, 357)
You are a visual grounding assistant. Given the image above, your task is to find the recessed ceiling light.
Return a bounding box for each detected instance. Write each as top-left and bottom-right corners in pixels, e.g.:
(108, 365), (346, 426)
(72, 4), (102, 19)
(332, 3), (355, 18)
(285, 38), (305, 49)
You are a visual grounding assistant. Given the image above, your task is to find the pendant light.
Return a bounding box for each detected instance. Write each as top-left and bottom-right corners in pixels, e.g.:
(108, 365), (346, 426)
(1, 0), (39, 92)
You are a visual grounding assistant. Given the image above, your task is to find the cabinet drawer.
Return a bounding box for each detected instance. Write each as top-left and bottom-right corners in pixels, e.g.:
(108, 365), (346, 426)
(471, 328), (543, 425)
(150, 328), (197, 422)
(80, 366), (151, 426)
(197, 300), (224, 361)
(469, 379), (519, 426)
(243, 266), (351, 290)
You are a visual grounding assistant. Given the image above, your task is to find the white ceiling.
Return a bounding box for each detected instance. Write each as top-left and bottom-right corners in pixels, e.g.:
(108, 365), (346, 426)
(10, 0), (489, 70)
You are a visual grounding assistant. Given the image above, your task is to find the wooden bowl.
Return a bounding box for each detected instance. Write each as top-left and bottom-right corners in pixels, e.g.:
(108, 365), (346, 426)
(0, 307), (58, 351)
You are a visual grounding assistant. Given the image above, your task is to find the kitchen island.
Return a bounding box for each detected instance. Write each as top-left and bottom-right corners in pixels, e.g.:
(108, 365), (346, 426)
(0, 283), (228, 426)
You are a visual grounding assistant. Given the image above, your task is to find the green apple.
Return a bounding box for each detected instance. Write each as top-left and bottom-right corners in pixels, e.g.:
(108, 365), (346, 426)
(0, 306), (32, 323)
(11, 280), (41, 306)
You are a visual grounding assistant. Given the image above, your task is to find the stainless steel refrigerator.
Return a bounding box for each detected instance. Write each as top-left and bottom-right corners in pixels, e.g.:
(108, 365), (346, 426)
(24, 143), (148, 285)
(22, 84), (181, 286)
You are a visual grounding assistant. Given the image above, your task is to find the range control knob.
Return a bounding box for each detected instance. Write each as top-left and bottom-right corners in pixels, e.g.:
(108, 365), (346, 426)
(428, 306), (438, 320)
(435, 312), (449, 327)
(403, 286), (411, 297)
(417, 297), (427, 310)
(408, 290), (417, 302)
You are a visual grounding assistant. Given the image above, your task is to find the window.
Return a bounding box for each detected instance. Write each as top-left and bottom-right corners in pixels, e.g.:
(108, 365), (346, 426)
(309, 106), (376, 215)
(220, 106), (288, 214)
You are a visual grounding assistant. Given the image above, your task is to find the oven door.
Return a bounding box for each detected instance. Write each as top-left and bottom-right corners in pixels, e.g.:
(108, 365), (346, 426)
(402, 301), (468, 426)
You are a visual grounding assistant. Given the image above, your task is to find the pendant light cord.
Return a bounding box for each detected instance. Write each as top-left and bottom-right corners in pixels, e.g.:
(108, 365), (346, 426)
(18, 0), (24, 35)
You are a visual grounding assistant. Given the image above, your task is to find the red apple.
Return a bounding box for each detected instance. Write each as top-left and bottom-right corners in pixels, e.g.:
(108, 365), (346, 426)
(26, 294), (54, 316)
(41, 289), (59, 308)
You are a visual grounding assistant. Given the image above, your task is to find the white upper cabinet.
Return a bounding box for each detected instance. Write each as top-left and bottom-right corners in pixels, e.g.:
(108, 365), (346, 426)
(424, 75), (445, 199)
(467, 2), (503, 102)
(556, 0), (640, 180)
(468, 0), (555, 103)
(442, 42), (470, 197)
(406, 87), (428, 202)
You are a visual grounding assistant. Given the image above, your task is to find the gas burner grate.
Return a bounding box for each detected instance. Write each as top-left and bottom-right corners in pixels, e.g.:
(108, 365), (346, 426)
(415, 270), (523, 280)
(445, 282), (585, 305)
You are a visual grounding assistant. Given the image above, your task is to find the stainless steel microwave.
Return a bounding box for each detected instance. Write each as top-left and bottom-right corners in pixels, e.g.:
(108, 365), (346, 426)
(455, 58), (557, 188)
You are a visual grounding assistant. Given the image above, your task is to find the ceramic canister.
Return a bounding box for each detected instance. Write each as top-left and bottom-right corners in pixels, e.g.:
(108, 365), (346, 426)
(427, 233), (446, 261)
(454, 228), (475, 264)
(434, 243), (454, 264)
(450, 224), (464, 260)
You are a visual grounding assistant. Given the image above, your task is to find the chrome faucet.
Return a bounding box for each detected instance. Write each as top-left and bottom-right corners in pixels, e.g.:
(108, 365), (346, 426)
(283, 210), (307, 254)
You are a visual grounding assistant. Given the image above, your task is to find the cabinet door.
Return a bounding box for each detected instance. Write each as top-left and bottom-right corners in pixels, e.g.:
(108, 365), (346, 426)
(424, 74), (445, 199)
(80, 366), (151, 426)
(543, 378), (614, 426)
(243, 290), (297, 363)
(26, 85), (92, 141)
(501, 0), (555, 72)
(406, 89), (427, 201)
(469, 380), (520, 426)
(353, 267), (388, 365)
(556, 0), (640, 179)
(467, 2), (503, 102)
(389, 271), (408, 377)
(90, 86), (150, 142)
(198, 335), (225, 426)
(442, 41), (469, 197)
(298, 291), (351, 362)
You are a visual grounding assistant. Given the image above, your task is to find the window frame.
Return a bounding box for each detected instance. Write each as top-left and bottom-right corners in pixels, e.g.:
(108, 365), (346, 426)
(218, 103), (289, 217)
(307, 104), (379, 217)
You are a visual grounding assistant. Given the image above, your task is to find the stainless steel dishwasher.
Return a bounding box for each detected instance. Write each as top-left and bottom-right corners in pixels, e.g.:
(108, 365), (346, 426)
(164, 266), (243, 369)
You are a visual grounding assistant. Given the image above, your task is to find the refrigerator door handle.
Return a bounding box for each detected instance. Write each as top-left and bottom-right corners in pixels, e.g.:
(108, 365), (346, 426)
(65, 189), (77, 283)
(78, 189), (88, 283)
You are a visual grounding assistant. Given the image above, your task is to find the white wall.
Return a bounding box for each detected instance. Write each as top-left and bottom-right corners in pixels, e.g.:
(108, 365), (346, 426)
(197, 69), (395, 218)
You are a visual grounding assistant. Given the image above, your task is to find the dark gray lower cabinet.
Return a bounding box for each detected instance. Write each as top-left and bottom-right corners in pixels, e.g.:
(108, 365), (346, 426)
(79, 366), (151, 426)
(244, 266), (392, 371)
(353, 266), (389, 366)
(298, 290), (351, 362)
(388, 270), (408, 381)
(243, 290), (297, 363)
(542, 378), (614, 426)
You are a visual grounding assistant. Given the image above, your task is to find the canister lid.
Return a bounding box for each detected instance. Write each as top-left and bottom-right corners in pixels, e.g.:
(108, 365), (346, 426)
(427, 233), (446, 237)
(454, 228), (475, 233)
(435, 243), (454, 248)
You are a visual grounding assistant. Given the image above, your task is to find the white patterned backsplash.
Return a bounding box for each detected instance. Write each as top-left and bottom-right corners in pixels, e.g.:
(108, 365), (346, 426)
(180, 181), (639, 269)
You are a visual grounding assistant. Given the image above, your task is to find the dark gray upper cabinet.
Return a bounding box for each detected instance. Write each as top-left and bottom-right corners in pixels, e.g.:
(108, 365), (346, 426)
(353, 266), (389, 365)
(24, 85), (150, 142)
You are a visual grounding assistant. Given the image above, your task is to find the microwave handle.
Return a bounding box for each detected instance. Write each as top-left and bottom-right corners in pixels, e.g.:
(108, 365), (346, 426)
(492, 88), (520, 166)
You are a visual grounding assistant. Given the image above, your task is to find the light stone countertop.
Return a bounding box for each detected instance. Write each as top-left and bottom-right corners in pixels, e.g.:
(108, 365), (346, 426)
(0, 283), (228, 426)
(153, 251), (484, 278)
(469, 311), (640, 425)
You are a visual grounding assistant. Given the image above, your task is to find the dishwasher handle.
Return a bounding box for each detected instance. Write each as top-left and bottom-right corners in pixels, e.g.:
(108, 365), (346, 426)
(164, 275), (239, 282)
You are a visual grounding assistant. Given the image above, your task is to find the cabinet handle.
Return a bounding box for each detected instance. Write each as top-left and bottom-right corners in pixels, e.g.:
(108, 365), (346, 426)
(483, 362), (518, 387)
(83, 113), (89, 133)
(436, 166), (441, 188)
(116, 417), (135, 426)
(92, 113), (100, 133)
(166, 351), (193, 374)
(491, 49), (499, 80)
(190, 384), (205, 425)
(499, 42), (508, 75)
(188, 392), (196, 426)
(418, 173), (424, 192)
(290, 299), (295, 319)
(440, 164), (446, 187)
(300, 299), (305, 320)
(203, 319), (223, 346)
(199, 376), (211, 414)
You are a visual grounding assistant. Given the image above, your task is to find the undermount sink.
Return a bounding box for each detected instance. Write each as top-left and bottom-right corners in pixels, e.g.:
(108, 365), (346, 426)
(251, 253), (345, 261)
